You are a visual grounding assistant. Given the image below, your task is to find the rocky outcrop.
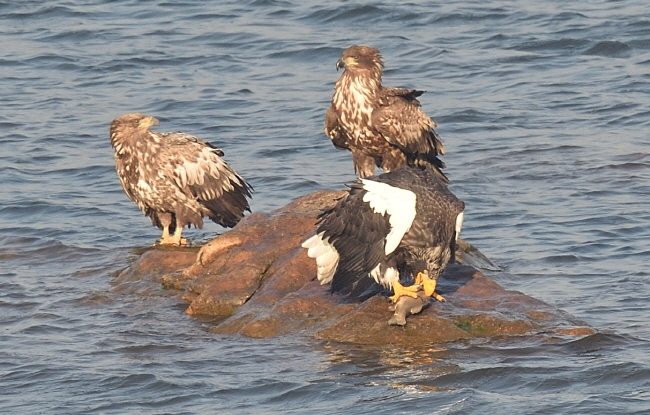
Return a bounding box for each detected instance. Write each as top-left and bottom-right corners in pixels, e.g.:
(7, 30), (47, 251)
(113, 190), (594, 347)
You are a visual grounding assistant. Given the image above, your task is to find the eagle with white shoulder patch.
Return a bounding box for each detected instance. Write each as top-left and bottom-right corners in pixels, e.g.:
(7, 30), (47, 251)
(302, 167), (465, 304)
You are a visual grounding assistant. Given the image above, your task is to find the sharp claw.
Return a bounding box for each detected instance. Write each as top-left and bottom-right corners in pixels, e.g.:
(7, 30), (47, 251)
(433, 293), (446, 302)
(420, 276), (445, 302)
(390, 281), (421, 303)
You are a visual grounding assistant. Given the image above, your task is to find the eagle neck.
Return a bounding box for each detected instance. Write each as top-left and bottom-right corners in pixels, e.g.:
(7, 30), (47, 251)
(110, 127), (150, 156)
(333, 70), (381, 117)
(339, 69), (381, 96)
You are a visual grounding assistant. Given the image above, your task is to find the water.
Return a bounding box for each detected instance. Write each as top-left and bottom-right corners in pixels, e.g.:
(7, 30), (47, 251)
(1, 1), (650, 413)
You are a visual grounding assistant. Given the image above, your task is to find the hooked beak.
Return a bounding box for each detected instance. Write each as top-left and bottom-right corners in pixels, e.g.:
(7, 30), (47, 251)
(144, 115), (159, 127)
(139, 115), (159, 129)
(336, 58), (345, 71)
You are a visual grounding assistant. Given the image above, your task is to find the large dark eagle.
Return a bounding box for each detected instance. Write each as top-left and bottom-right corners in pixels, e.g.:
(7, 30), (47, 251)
(325, 45), (448, 182)
(109, 113), (252, 246)
(302, 167), (464, 303)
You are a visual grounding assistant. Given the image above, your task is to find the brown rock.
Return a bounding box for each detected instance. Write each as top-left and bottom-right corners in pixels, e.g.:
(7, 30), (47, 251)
(114, 190), (593, 346)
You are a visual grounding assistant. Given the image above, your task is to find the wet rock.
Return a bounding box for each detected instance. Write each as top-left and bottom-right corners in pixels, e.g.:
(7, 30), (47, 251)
(114, 190), (594, 346)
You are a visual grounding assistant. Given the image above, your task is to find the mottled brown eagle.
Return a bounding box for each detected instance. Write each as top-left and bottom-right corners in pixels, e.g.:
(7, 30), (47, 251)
(325, 45), (448, 182)
(302, 167), (464, 303)
(109, 113), (252, 246)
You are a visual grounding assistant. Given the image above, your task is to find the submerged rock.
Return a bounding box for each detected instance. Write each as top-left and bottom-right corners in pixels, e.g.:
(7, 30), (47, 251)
(114, 190), (594, 347)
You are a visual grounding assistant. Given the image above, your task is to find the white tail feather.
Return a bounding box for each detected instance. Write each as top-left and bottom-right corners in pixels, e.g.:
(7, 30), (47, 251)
(455, 211), (464, 241)
(302, 232), (340, 284)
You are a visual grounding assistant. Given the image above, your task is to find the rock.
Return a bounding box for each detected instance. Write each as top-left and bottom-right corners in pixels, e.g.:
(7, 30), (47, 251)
(114, 190), (595, 346)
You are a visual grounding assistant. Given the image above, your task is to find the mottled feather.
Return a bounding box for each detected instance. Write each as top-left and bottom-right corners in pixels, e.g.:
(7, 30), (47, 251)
(109, 113), (252, 244)
(325, 45), (448, 182)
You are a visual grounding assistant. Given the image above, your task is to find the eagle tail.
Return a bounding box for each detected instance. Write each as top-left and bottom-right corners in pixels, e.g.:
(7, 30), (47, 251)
(430, 128), (445, 155)
(408, 128), (449, 183)
(410, 155), (449, 184)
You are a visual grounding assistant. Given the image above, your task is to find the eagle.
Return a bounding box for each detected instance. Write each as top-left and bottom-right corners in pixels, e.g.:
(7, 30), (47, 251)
(302, 167), (464, 303)
(325, 45), (448, 182)
(109, 113), (252, 246)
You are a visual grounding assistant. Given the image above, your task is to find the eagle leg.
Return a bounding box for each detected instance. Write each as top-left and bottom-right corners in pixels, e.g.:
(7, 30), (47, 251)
(157, 224), (187, 246)
(156, 225), (175, 245)
(389, 280), (421, 303)
(155, 212), (180, 246)
(415, 272), (445, 302)
(169, 222), (188, 247)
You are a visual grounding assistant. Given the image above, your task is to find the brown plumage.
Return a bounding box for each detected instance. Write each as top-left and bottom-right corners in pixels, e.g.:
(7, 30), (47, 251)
(109, 113), (252, 245)
(325, 45), (448, 182)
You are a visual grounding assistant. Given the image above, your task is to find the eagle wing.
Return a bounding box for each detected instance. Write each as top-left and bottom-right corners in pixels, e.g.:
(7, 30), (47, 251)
(382, 87), (425, 100)
(394, 169), (465, 277)
(153, 132), (252, 227)
(314, 183), (388, 293)
(372, 87), (443, 155)
(324, 106), (350, 150)
(306, 178), (417, 294)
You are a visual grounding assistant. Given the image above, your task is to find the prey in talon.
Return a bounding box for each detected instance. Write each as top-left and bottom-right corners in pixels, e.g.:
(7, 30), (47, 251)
(388, 291), (430, 326)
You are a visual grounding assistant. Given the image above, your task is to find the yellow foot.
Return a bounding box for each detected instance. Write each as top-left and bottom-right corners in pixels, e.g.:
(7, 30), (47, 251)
(155, 237), (188, 247)
(417, 273), (445, 302)
(389, 280), (421, 303)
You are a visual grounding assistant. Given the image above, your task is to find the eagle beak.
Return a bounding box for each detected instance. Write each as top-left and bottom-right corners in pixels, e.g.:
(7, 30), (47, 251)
(144, 116), (159, 128)
(336, 58), (345, 71)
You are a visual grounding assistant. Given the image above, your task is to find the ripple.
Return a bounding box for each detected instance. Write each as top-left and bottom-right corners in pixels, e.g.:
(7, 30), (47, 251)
(584, 41), (633, 58)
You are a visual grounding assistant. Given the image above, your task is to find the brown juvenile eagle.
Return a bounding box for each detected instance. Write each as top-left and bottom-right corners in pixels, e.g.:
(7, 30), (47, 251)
(302, 167), (464, 304)
(325, 45), (448, 182)
(109, 113), (252, 246)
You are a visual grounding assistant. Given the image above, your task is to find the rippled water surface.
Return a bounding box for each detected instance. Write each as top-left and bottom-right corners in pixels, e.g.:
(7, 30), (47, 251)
(1, 1), (650, 413)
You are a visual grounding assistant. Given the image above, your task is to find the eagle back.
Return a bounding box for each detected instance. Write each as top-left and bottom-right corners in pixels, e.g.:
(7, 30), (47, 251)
(384, 168), (463, 279)
(152, 132), (239, 200)
(373, 87), (438, 155)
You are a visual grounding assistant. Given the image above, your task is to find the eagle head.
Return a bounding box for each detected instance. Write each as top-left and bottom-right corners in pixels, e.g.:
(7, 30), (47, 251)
(110, 113), (160, 148)
(336, 45), (384, 73)
(112, 113), (159, 132)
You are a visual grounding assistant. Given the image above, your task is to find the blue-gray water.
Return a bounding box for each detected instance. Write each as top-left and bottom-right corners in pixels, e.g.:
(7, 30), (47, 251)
(1, 1), (649, 413)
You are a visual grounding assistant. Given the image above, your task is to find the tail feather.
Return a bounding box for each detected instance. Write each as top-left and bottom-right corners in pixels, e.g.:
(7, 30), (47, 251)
(410, 155), (449, 184)
(302, 232), (340, 284)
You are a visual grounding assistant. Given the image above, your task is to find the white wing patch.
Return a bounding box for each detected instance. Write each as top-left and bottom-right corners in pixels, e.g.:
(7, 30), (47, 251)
(369, 265), (399, 289)
(302, 232), (340, 284)
(455, 211), (464, 241)
(360, 179), (417, 255)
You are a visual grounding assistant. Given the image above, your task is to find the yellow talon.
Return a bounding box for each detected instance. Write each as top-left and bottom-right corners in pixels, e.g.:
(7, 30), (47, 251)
(389, 280), (420, 303)
(414, 271), (424, 286)
(416, 271), (445, 302)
